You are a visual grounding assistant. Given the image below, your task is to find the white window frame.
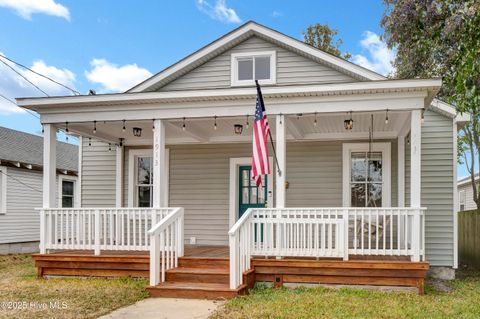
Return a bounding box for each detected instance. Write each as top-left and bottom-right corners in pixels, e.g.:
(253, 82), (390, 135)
(342, 142), (391, 207)
(231, 50), (276, 86)
(0, 166), (7, 214)
(459, 189), (466, 211)
(58, 175), (79, 208)
(128, 148), (169, 207)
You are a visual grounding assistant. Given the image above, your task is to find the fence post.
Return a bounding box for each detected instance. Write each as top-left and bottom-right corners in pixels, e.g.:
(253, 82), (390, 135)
(94, 209), (101, 255)
(343, 209), (349, 261)
(412, 209), (420, 262)
(178, 210), (184, 257)
(40, 209), (46, 254)
(150, 233), (160, 286)
(229, 233), (238, 289)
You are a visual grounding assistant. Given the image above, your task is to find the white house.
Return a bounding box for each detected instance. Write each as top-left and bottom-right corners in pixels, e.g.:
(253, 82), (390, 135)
(18, 21), (468, 297)
(0, 127), (78, 254)
(457, 173), (478, 211)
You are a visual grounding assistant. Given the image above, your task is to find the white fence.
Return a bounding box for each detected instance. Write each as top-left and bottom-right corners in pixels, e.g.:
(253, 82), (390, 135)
(39, 208), (174, 254)
(228, 207), (425, 289)
(148, 207), (184, 286)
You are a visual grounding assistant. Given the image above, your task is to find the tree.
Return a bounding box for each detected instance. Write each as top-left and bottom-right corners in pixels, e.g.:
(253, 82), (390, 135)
(303, 23), (352, 59)
(381, 0), (480, 208)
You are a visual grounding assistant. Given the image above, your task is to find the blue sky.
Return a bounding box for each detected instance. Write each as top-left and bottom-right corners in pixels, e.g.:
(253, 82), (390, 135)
(0, 0), (469, 177)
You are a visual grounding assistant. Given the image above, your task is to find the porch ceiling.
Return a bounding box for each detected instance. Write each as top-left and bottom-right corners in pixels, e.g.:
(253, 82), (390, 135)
(65, 111), (409, 145)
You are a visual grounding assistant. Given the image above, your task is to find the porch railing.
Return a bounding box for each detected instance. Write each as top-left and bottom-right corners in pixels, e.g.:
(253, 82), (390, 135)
(39, 208), (174, 254)
(228, 207), (425, 289)
(148, 207), (184, 286)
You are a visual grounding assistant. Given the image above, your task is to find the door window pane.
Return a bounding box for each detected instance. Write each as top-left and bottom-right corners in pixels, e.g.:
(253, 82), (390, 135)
(351, 184), (366, 207)
(367, 183), (382, 207)
(137, 157), (151, 184)
(238, 58), (253, 80)
(242, 187), (249, 204)
(350, 151), (383, 207)
(138, 186), (151, 207)
(351, 153), (366, 182)
(250, 187), (258, 204)
(367, 152), (382, 182)
(254, 56), (270, 80)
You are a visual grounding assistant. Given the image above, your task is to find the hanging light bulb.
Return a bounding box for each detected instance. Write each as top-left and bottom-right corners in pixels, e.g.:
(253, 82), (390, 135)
(122, 120), (126, 133)
(93, 120), (97, 134)
(182, 117), (186, 131)
(152, 119), (155, 131)
(41, 124), (44, 134)
(385, 109), (389, 125)
(214, 115), (217, 130)
(65, 121), (69, 142)
(246, 114), (249, 129)
(108, 143), (111, 152)
(279, 113), (283, 125)
(421, 110), (425, 123)
(314, 112), (317, 127)
(88, 137), (91, 146)
(119, 138), (123, 147)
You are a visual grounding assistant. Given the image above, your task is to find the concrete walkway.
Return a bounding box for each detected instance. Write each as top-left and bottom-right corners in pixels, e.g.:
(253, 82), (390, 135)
(99, 298), (223, 319)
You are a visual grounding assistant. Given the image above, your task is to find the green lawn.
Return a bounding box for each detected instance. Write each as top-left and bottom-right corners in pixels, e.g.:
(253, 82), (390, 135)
(212, 270), (480, 319)
(0, 254), (148, 319)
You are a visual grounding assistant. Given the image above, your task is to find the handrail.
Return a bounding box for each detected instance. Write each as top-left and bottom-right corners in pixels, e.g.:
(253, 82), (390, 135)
(148, 208), (183, 235)
(228, 208), (254, 236)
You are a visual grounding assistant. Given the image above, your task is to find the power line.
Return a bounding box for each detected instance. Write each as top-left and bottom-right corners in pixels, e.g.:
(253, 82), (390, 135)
(0, 54), (80, 95)
(0, 169), (42, 193)
(0, 92), (40, 119)
(0, 58), (49, 96)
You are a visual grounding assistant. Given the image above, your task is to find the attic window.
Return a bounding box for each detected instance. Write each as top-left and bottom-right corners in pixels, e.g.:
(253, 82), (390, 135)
(231, 51), (276, 86)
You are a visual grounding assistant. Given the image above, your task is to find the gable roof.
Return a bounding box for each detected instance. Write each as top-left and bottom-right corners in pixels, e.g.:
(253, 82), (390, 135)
(128, 21), (385, 93)
(0, 126), (78, 172)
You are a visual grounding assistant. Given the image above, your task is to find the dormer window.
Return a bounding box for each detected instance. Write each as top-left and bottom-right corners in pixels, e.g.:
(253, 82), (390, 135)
(231, 51), (276, 86)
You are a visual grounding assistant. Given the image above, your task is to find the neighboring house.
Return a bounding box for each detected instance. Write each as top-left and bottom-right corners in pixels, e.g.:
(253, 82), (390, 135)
(457, 173), (479, 211)
(18, 21), (469, 296)
(0, 127), (78, 254)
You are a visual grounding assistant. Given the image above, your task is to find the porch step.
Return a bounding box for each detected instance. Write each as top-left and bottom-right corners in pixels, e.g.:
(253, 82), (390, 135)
(166, 267), (229, 284)
(178, 257), (229, 269)
(146, 282), (247, 300)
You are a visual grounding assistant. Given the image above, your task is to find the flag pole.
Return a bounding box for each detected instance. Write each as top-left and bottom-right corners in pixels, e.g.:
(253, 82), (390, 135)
(255, 80), (282, 177)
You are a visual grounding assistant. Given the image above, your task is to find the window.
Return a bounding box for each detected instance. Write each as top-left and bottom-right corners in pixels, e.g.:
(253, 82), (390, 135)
(343, 143), (391, 207)
(459, 190), (466, 211)
(0, 166), (6, 214)
(231, 51), (276, 86)
(136, 156), (153, 207)
(61, 180), (75, 208)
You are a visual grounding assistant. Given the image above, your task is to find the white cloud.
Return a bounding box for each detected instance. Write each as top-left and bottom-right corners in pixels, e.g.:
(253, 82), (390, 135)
(0, 54), (76, 114)
(196, 0), (241, 23)
(272, 10), (283, 18)
(352, 31), (395, 76)
(85, 59), (152, 93)
(0, 0), (70, 20)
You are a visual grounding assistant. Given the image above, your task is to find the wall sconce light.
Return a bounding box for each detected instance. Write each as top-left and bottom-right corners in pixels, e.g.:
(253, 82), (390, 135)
(132, 127), (142, 137)
(234, 124), (243, 135)
(344, 112), (353, 130)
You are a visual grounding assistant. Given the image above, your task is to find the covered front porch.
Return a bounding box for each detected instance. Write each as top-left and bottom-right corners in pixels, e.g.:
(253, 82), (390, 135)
(24, 80), (438, 296)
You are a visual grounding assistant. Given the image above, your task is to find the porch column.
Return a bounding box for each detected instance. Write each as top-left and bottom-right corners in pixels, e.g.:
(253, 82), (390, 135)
(152, 119), (166, 208)
(41, 124), (56, 254)
(397, 136), (405, 207)
(115, 144), (124, 207)
(275, 114), (286, 208)
(410, 110), (422, 262)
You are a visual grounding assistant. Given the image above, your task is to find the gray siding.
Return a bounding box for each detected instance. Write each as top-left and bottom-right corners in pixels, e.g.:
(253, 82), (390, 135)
(421, 110), (454, 267)
(80, 138), (116, 207)
(159, 36), (354, 91)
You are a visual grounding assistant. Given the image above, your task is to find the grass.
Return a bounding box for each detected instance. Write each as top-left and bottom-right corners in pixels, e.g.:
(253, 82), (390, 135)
(0, 254), (148, 319)
(212, 269), (480, 319)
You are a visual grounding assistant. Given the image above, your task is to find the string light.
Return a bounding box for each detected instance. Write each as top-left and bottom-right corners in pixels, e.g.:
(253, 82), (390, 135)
(421, 110), (425, 123)
(152, 119), (155, 131)
(122, 120), (126, 133)
(41, 124), (44, 134)
(246, 114), (249, 129)
(385, 109), (389, 125)
(214, 115), (217, 130)
(119, 138), (123, 147)
(314, 112), (317, 127)
(88, 137), (91, 146)
(279, 113), (283, 125)
(65, 121), (69, 142)
(182, 117), (186, 131)
(108, 143), (111, 152)
(93, 120), (97, 134)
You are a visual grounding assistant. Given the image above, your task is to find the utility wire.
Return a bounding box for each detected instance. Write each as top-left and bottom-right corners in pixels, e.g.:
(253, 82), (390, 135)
(0, 92), (40, 119)
(0, 169), (43, 193)
(0, 58), (49, 96)
(0, 54), (80, 95)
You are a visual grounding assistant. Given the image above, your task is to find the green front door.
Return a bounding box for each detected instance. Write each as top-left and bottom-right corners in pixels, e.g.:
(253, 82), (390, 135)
(238, 165), (268, 218)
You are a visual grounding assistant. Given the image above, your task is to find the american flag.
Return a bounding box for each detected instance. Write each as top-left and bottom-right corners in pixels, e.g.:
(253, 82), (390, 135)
(252, 82), (270, 186)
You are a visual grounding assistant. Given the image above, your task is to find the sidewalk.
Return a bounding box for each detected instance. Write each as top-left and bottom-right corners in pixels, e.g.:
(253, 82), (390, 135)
(99, 298), (224, 319)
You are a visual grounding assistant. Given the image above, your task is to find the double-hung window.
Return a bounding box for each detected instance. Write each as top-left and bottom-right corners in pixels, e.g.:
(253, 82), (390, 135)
(136, 156), (153, 207)
(59, 176), (76, 208)
(231, 51), (276, 86)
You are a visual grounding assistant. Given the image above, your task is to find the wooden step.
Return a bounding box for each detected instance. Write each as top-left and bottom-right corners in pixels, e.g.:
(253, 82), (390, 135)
(166, 267), (229, 284)
(146, 282), (246, 300)
(178, 257), (229, 269)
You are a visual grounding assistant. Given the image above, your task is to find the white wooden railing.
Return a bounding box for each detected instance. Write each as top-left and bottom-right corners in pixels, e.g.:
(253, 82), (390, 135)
(39, 208), (175, 254)
(148, 207), (184, 286)
(228, 207), (425, 289)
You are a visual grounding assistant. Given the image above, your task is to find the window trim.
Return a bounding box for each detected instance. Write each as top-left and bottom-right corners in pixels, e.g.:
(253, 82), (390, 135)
(342, 142), (391, 207)
(0, 166), (7, 214)
(459, 189), (466, 211)
(231, 50), (276, 86)
(58, 175), (78, 208)
(127, 148), (169, 207)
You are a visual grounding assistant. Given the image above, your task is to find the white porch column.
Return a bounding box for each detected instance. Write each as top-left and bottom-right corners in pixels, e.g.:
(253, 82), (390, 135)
(115, 144), (124, 207)
(41, 124), (56, 254)
(410, 110), (422, 262)
(275, 114), (286, 208)
(152, 119), (166, 208)
(397, 136), (405, 207)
